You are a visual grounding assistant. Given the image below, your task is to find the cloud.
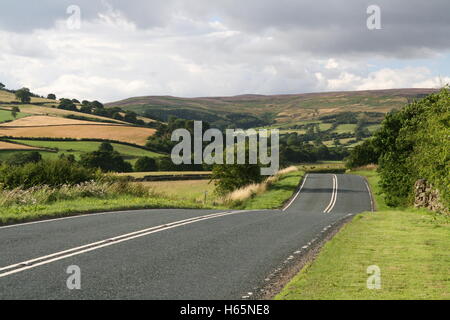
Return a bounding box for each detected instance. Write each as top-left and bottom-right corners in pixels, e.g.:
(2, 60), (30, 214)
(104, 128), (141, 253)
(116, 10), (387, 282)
(0, 1), (448, 101)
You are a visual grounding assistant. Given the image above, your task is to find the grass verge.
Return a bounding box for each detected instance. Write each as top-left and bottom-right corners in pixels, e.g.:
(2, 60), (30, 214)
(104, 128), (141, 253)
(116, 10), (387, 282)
(0, 195), (217, 226)
(237, 170), (304, 210)
(275, 169), (449, 300)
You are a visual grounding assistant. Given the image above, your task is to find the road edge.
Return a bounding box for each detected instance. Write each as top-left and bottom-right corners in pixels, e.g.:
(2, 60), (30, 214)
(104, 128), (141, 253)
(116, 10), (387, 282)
(253, 213), (355, 300)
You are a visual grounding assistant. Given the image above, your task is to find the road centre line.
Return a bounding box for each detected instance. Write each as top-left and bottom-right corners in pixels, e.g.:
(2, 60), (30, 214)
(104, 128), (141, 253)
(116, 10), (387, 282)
(282, 174), (309, 212)
(0, 210), (252, 279)
(323, 174), (338, 213)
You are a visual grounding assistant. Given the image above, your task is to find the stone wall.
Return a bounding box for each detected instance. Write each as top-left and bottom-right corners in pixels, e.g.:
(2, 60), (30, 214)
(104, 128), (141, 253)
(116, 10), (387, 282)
(414, 179), (448, 214)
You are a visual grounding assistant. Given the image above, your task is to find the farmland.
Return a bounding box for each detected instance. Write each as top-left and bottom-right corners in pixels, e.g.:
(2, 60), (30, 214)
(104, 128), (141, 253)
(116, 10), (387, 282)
(0, 139), (163, 164)
(0, 116), (156, 145)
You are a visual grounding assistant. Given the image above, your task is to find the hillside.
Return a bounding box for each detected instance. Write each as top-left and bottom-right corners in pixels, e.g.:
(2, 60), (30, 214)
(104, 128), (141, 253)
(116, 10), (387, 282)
(106, 88), (438, 127)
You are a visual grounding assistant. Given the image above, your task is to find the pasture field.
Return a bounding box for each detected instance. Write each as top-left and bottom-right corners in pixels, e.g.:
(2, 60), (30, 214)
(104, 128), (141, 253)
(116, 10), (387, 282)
(1, 139), (163, 163)
(0, 109), (29, 122)
(0, 141), (42, 151)
(332, 123), (358, 133)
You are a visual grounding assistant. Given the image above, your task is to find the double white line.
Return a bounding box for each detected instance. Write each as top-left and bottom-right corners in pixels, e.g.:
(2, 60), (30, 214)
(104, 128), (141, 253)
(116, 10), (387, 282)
(323, 174), (338, 213)
(0, 210), (251, 279)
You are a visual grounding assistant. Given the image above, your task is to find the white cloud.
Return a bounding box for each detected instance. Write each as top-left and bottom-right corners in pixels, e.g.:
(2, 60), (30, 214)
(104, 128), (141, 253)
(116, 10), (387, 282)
(0, 2), (448, 102)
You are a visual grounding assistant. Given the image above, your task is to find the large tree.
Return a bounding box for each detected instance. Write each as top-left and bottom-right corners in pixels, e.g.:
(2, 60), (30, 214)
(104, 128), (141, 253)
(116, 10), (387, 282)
(15, 88), (32, 103)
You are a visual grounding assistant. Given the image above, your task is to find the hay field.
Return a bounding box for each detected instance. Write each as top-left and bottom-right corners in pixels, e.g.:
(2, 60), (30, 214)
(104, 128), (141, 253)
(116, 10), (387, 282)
(1, 115), (109, 127)
(1, 105), (125, 124)
(0, 123), (156, 145)
(0, 141), (42, 151)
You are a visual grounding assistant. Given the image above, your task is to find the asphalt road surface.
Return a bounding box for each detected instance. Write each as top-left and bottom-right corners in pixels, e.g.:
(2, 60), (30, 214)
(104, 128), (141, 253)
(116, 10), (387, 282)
(0, 173), (373, 299)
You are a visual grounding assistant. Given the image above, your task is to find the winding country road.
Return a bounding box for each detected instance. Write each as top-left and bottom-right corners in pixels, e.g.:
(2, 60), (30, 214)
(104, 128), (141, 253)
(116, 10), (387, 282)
(0, 173), (372, 299)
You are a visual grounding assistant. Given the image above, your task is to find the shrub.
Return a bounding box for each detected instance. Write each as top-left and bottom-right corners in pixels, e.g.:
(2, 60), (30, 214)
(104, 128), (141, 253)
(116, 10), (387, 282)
(134, 156), (157, 172)
(0, 159), (98, 189)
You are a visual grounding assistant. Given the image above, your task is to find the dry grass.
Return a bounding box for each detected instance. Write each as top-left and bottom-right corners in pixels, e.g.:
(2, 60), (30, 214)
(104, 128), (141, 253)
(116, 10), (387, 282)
(1, 115), (108, 127)
(0, 141), (42, 150)
(0, 123), (156, 145)
(223, 166), (298, 203)
(1, 105), (126, 124)
(117, 171), (211, 178)
(137, 179), (215, 203)
(0, 90), (55, 104)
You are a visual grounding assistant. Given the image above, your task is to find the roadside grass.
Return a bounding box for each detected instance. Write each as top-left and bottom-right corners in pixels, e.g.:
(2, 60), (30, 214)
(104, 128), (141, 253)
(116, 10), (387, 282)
(0, 195), (213, 226)
(138, 179), (217, 204)
(237, 170), (304, 210)
(117, 171), (211, 178)
(275, 169), (450, 300)
(275, 209), (449, 300)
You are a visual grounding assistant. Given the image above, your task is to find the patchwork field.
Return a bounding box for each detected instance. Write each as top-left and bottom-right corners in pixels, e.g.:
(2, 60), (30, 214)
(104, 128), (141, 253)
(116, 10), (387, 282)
(0, 139), (163, 164)
(0, 117), (156, 145)
(0, 109), (29, 122)
(0, 105), (126, 124)
(0, 141), (42, 151)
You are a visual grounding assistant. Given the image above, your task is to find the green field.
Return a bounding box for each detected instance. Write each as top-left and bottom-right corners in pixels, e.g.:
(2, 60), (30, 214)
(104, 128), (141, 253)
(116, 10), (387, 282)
(275, 170), (449, 300)
(0, 109), (29, 122)
(0, 140), (163, 165)
(0, 195), (212, 225)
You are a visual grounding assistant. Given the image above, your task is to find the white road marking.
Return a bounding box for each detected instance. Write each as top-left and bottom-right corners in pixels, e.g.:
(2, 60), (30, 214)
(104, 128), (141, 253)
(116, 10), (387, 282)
(282, 174), (309, 212)
(364, 180), (375, 212)
(0, 210), (252, 279)
(0, 208), (163, 230)
(323, 174), (338, 213)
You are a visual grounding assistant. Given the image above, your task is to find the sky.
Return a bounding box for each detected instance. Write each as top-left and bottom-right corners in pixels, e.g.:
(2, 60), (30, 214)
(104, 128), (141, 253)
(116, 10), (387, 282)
(0, 0), (449, 102)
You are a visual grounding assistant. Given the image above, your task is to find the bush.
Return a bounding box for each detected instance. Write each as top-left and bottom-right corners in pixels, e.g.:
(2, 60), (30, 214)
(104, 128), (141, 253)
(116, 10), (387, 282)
(0, 159), (98, 189)
(79, 144), (132, 173)
(371, 88), (449, 207)
(211, 163), (263, 195)
(6, 151), (42, 166)
(134, 157), (157, 172)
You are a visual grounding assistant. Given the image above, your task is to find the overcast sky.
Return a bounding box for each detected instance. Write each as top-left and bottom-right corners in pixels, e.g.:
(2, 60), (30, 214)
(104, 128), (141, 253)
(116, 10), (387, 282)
(0, 0), (449, 102)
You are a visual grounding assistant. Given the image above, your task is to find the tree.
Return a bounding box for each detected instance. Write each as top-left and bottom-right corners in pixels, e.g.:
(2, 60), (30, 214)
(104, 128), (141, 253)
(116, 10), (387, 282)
(11, 106), (20, 118)
(47, 93), (56, 100)
(99, 142), (114, 152)
(134, 157), (157, 172)
(6, 151), (42, 166)
(0, 82), (5, 90)
(15, 88), (32, 103)
(58, 98), (77, 111)
(80, 144), (132, 172)
(211, 162), (263, 195)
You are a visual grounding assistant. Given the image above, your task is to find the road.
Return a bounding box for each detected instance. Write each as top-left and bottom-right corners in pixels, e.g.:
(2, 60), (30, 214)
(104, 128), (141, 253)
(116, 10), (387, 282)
(0, 173), (372, 299)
